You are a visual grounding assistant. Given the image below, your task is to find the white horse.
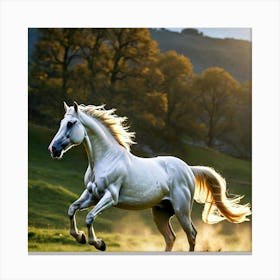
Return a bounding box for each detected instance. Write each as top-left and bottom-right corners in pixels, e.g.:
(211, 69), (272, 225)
(48, 102), (251, 252)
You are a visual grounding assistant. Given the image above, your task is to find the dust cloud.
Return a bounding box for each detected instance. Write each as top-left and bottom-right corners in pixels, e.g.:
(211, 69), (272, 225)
(174, 221), (252, 252)
(111, 213), (252, 252)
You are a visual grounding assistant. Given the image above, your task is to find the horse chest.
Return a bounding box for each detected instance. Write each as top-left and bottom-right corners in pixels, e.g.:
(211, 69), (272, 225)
(84, 166), (94, 186)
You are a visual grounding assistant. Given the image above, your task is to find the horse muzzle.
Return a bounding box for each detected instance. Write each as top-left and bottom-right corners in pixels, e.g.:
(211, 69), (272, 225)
(50, 145), (62, 158)
(48, 140), (68, 158)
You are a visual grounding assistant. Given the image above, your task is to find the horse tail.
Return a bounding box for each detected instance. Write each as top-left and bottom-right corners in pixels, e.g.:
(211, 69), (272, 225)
(190, 166), (251, 224)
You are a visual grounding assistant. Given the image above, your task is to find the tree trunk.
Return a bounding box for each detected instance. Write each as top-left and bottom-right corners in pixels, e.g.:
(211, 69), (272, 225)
(207, 114), (214, 147)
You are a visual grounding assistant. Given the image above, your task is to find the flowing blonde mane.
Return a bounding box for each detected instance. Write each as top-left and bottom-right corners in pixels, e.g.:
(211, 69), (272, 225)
(79, 104), (135, 151)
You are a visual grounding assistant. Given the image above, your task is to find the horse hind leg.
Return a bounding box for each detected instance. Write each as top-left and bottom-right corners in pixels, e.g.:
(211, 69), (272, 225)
(152, 201), (176, 252)
(171, 187), (197, 252)
(179, 214), (197, 251)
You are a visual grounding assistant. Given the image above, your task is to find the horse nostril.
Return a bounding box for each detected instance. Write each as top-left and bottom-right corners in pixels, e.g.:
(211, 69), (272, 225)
(52, 145), (60, 157)
(61, 143), (67, 149)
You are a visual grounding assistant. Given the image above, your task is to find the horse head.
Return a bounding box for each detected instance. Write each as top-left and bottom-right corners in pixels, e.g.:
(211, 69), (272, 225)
(48, 101), (85, 158)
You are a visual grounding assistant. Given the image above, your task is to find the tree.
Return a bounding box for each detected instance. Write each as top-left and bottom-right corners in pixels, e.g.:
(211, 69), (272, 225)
(181, 28), (203, 37)
(32, 28), (82, 101)
(233, 80), (252, 158)
(29, 28), (161, 127)
(29, 28), (84, 125)
(106, 28), (159, 91)
(78, 29), (109, 97)
(193, 67), (239, 147)
(156, 51), (193, 139)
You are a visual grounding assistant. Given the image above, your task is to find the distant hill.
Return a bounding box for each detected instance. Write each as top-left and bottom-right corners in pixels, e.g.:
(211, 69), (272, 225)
(149, 28), (251, 82)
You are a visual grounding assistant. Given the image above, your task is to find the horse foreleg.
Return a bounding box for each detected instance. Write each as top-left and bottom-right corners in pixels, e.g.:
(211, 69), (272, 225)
(68, 189), (93, 244)
(87, 223), (106, 251)
(86, 188), (118, 251)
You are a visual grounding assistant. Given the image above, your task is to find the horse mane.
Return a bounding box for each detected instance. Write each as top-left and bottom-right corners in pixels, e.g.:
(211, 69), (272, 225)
(79, 104), (136, 151)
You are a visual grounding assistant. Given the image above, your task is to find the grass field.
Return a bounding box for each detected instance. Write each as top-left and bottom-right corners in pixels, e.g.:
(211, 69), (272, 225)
(28, 124), (252, 252)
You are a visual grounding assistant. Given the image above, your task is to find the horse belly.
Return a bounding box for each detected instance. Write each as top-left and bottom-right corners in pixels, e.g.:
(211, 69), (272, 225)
(117, 163), (170, 210)
(117, 189), (169, 210)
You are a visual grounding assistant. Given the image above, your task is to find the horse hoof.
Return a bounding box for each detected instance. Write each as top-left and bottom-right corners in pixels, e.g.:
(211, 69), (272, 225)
(77, 232), (87, 244)
(95, 239), (106, 251)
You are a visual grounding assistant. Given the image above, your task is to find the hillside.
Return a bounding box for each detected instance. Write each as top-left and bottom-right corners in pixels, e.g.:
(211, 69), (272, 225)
(28, 124), (251, 252)
(149, 28), (251, 82)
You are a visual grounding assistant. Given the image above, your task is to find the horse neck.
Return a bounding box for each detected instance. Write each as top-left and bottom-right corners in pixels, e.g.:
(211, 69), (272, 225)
(80, 111), (121, 165)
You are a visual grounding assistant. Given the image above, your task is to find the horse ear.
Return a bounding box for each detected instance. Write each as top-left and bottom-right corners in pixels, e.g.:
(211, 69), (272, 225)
(74, 101), (79, 113)
(63, 101), (69, 112)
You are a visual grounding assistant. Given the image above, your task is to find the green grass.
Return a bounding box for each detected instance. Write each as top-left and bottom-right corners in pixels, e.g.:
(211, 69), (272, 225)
(28, 227), (165, 252)
(28, 222), (252, 252)
(28, 123), (252, 252)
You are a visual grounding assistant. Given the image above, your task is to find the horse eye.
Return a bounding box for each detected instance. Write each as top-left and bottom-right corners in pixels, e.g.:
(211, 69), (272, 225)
(67, 121), (74, 129)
